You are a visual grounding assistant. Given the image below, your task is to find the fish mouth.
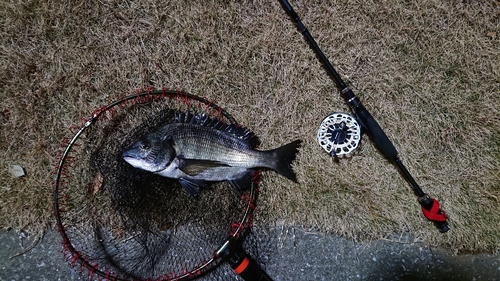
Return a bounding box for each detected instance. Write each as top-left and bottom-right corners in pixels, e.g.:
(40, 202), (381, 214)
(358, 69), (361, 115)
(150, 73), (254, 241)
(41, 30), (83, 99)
(122, 156), (148, 171)
(122, 155), (137, 166)
(122, 155), (134, 162)
(122, 149), (141, 166)
(122, 150), (137, 159)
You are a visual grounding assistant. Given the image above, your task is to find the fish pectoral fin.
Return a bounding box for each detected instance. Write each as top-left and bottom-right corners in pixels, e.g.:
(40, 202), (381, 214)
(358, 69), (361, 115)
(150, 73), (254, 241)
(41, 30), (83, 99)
(179, 159), (230, 176)
(178, 178), (208, 197)
(228, 169), (256, 193)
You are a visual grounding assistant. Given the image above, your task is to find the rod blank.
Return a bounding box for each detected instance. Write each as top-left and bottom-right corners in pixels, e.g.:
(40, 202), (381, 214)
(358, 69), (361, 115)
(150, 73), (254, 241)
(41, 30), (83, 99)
(278, 0), (450, 232)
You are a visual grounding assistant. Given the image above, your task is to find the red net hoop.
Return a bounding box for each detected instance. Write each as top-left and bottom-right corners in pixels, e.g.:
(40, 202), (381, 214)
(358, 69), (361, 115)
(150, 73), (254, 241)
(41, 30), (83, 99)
(52, 88), (260, 280)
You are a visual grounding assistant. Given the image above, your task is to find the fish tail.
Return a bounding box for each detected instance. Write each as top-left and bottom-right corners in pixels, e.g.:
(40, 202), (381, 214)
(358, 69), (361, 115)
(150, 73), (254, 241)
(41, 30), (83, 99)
(268, 139), (302, 182)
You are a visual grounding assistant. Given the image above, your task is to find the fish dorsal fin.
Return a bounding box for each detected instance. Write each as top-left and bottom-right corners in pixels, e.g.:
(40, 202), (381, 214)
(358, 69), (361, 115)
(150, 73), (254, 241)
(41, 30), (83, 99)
(174, 111), (260, 148)
(179, 159), (229, 176)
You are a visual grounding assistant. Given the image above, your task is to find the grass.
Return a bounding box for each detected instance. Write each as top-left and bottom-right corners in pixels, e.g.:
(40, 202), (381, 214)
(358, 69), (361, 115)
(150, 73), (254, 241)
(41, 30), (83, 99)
(1, 0), (499, 255)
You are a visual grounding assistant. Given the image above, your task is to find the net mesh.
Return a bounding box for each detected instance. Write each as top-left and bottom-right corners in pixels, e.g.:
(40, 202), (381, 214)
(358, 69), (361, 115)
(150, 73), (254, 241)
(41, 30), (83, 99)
(53, 89), (263, 280)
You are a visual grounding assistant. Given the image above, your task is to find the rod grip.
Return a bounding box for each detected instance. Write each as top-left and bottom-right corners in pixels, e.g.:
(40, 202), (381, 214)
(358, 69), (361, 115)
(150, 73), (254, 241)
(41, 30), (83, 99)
(355, 110), (398, 160)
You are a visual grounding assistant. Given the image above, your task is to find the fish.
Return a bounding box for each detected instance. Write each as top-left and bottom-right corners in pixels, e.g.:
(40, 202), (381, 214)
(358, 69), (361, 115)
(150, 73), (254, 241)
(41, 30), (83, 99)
(122, 111), (302, 197)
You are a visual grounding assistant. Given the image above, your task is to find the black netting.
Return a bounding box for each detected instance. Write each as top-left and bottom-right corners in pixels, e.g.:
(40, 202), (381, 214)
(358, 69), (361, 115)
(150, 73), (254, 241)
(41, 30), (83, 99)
(54, 92), (264, 280)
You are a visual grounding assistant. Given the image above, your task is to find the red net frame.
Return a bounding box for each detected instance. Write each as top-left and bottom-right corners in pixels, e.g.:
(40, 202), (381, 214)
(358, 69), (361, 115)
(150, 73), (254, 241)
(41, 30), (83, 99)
(52, 88), (260, 281)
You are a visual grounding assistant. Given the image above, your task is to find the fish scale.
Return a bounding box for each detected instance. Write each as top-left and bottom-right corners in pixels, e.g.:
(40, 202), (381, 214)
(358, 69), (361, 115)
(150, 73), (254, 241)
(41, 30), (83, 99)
(170, 124), (265, 167)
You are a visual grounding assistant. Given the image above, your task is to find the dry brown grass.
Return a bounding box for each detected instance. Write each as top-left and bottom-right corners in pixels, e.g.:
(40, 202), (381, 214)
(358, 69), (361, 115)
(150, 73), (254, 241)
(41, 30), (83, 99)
(1, 0), (498, 254)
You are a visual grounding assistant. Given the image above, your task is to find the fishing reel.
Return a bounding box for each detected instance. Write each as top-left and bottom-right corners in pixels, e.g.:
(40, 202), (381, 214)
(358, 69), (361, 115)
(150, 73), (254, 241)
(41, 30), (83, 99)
(317, 112), (362, 158)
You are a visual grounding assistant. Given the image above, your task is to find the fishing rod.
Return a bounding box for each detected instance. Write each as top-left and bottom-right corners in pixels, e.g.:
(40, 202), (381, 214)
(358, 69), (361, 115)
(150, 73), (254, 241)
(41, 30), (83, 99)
(278, 0), (450, 233)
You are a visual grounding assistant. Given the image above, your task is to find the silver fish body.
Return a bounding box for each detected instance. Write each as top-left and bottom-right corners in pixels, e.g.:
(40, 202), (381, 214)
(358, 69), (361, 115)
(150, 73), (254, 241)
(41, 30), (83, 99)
(123, 112), (301, 196)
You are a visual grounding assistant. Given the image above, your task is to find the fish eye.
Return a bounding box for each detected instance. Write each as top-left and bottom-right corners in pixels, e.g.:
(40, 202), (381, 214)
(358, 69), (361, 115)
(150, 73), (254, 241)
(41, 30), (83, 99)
(140, 142), (150, 150)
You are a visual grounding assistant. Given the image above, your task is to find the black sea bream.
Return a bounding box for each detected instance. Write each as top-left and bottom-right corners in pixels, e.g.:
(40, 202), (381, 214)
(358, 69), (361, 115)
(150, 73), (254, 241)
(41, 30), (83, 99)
(122, 112), (301, 197)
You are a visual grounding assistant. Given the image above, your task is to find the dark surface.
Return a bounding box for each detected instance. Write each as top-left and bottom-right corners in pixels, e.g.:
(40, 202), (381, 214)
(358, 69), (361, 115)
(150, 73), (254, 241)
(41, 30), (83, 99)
(1, 227), (499, 281)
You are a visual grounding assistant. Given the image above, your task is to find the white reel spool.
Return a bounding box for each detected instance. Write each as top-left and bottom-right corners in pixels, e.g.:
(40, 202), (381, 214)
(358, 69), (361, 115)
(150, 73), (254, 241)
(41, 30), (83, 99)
(317, 112), (362, 157)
